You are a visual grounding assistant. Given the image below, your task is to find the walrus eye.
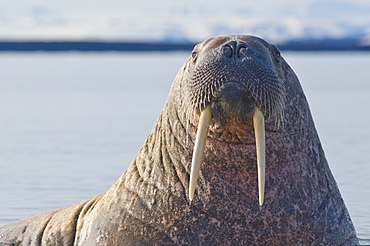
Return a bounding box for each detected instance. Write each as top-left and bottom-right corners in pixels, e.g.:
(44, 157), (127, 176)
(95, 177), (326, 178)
(191, 51), (198, 62)
(271, 45), (281, 60)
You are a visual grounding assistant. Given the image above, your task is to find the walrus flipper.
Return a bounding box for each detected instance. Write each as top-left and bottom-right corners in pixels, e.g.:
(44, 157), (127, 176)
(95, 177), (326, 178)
(0, 200), (91, 246)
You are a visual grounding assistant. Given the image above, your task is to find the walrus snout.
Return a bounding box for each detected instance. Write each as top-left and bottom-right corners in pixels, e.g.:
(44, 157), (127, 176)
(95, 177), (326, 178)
(188, 36), (286, 126)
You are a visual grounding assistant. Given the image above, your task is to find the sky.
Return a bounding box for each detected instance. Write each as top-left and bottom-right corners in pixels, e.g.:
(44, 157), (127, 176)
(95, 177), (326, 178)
(1, 0), (370, 43)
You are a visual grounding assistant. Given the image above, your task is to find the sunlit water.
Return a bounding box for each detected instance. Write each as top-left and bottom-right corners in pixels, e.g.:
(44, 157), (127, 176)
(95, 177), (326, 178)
(0, 51), (369, 241)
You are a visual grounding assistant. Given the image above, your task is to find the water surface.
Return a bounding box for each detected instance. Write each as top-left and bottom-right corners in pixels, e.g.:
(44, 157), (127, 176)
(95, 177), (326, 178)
(0, 51), (369, 240)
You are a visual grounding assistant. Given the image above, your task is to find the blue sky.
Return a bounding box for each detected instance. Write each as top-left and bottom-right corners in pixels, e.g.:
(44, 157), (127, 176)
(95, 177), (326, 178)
(1, 0), (370, 43)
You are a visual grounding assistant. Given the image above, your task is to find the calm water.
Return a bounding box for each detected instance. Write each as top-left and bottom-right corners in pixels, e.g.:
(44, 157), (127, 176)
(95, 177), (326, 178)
(0, 51), (369, 241)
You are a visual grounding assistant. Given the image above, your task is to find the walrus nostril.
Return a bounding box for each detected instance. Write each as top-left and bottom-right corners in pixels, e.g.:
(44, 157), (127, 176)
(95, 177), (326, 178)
(222, 45), (233, 58)
(222, 41), (237, 58)
(222, 41), (248, 59)
(238, 46), (247, 58)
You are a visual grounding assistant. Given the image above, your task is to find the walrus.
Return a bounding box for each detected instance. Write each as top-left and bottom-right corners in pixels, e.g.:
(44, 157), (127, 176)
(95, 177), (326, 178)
(0, 35), (358, 245)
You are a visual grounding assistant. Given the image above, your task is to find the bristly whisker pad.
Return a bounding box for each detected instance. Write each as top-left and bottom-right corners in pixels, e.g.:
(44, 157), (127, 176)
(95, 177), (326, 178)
(187, 56), (285, 127)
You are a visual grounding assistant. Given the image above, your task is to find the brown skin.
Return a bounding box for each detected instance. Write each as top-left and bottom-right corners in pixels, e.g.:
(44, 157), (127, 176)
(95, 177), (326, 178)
(0, 35), (358, 245)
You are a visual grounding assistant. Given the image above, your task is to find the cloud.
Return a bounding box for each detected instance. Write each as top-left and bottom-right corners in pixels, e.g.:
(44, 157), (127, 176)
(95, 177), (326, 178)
(0, 0), (369, 42)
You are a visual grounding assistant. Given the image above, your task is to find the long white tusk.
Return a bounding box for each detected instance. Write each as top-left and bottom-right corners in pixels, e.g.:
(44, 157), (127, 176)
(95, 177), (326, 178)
(253, 107), (265, 206)
(189, 106), (212, 201)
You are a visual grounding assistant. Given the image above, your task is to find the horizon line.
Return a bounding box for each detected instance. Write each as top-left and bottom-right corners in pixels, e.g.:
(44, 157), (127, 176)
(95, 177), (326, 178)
(0, 38), (369, 52)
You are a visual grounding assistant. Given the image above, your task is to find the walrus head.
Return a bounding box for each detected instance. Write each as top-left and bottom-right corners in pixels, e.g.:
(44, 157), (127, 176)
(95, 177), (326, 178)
(183, 36), (286, 205)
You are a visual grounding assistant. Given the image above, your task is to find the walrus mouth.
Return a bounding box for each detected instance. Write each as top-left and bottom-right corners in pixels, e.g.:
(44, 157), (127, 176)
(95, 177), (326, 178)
(189, 106), (266, 205)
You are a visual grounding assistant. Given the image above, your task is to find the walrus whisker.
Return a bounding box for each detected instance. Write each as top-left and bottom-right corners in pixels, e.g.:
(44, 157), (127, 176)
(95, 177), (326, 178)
(253, 107), (265, 206)
(189, 106), (212, 201)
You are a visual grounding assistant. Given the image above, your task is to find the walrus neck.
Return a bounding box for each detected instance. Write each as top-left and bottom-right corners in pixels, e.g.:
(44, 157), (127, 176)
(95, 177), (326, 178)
(121, 110), (194, 199)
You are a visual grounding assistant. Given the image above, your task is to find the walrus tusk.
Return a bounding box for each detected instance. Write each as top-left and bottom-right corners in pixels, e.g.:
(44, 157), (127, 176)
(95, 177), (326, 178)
(189, 106), (212, 201)
(189, 106), (265, 206)
(253, 107), (265, 206)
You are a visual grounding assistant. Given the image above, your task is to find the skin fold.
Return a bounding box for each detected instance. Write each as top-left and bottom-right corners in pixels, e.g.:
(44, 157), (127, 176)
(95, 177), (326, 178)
(0, 35), (358, 246)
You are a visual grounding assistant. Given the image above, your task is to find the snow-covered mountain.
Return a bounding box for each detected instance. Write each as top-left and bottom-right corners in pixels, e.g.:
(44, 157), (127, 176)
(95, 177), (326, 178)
(1, 0), (370, 45)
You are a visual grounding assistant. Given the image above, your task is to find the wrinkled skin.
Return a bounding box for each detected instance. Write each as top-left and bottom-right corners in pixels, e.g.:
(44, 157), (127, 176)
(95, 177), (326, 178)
(0, 35), (358, 245)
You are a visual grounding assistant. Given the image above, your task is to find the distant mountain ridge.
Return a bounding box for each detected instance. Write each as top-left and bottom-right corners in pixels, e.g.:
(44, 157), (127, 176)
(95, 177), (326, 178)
(0, 37), (369, 52)
(2, 0), (370, 46)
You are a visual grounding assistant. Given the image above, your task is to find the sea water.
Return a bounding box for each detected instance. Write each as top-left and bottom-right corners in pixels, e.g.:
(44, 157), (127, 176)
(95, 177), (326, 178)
(0, 51), (369, 241)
